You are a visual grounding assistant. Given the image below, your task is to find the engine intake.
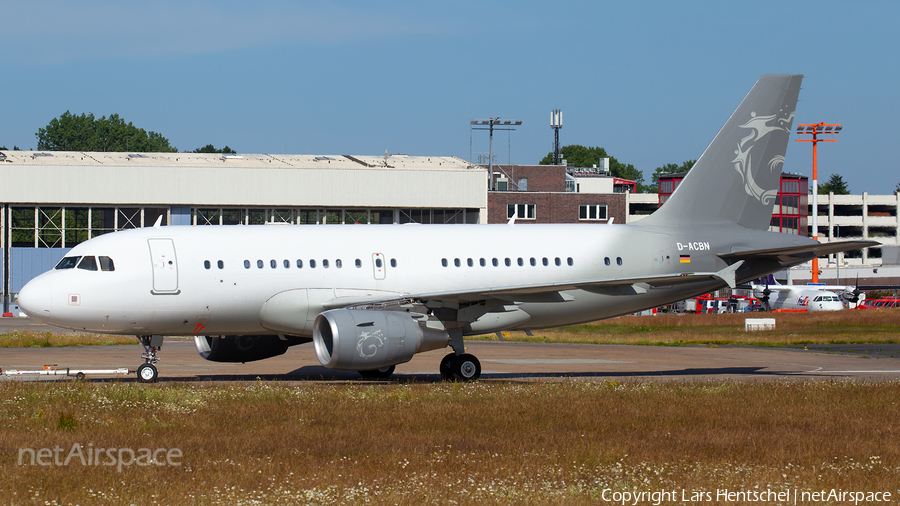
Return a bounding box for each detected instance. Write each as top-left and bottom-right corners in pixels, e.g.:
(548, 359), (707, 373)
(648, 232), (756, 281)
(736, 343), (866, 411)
(313, 309), (448, 370)
(194, 335), (310, 363)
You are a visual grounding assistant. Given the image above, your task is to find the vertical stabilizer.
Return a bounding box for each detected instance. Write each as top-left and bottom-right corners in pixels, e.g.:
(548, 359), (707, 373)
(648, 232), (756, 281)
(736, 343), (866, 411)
(643, 75), (802, 230)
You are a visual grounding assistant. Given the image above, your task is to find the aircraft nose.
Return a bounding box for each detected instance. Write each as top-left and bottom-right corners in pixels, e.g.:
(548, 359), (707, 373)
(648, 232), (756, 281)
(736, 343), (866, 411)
(17, 276), (52, 320)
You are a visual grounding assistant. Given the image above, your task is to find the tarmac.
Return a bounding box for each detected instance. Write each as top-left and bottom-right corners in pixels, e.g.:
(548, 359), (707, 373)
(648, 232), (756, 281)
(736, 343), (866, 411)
(3, 317), (900, 383)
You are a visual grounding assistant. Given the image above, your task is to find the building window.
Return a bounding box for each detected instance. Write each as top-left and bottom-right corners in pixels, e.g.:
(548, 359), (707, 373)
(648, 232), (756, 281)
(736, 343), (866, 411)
(579, 204), (608, 221)
(507, 204), (535, 220)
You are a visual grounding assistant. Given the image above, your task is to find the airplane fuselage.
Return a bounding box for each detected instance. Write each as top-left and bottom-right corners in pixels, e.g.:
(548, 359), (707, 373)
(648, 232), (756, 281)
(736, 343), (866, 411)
(20, 222), (814, 337)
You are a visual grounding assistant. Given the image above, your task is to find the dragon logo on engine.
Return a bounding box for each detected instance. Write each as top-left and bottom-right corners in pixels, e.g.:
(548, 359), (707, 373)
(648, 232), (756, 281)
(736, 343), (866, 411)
(356, 329), (385, 359)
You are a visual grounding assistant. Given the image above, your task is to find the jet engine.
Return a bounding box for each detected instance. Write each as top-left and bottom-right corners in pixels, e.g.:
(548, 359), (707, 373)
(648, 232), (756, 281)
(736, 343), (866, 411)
(194, 335), (310, 363)
(313, 309), (448, 370)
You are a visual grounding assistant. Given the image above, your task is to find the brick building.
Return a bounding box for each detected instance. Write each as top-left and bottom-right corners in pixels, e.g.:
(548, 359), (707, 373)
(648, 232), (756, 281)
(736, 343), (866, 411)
(486, 164), (631, 224)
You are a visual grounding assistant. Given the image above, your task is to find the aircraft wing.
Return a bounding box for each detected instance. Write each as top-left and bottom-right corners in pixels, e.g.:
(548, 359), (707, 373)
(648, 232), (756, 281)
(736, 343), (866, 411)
(406, 261), (745, 304)
(719, 240), (879, 265)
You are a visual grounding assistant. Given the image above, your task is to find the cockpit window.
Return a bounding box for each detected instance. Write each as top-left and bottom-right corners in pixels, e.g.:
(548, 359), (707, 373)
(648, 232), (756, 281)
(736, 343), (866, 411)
(55, 256), (81, 270)
(99, 256), (115, 271)
(77, 256), (98, 271)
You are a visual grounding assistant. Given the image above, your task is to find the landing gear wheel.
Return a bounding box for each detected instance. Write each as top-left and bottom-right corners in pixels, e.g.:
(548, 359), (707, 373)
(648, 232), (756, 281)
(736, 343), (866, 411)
(358, 365), (395, 379)
(137, 363), (158, 383)
(450, 353), (481, 381)
(439, 353), (455, 381)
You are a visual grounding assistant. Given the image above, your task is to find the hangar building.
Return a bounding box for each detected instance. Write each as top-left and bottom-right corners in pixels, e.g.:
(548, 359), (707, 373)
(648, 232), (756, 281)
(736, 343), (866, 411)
(0, 150), (486, 311)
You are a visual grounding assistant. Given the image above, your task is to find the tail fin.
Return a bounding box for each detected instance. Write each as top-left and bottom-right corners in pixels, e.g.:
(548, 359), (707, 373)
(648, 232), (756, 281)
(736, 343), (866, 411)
(642, 74), (802, 230)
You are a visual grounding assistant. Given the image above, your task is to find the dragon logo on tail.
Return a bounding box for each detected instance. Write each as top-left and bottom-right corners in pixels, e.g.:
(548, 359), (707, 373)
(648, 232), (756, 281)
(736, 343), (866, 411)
(732, 109), (794, 205)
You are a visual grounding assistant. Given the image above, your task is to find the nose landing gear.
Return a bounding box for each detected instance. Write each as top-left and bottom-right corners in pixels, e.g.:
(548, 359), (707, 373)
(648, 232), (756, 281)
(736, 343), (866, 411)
(136, 335), (163, 383)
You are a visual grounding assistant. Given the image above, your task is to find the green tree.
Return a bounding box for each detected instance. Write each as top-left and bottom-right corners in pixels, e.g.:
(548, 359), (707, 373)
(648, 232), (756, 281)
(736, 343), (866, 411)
(35, 111), (177, 152)
(539, 145), (646, 190)
(192, 144), (237, 154)
(648, 160), (696, 193)
(818, 173), (850, 195)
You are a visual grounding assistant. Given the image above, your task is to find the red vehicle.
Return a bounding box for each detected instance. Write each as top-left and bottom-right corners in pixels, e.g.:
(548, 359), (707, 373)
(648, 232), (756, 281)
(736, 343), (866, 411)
(859, 297), (900, 309)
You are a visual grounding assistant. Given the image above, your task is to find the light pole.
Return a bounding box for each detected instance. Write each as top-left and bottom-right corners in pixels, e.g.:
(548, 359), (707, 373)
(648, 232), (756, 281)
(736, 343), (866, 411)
(796, 122), (841, 283)
(471, 118), (522, 190)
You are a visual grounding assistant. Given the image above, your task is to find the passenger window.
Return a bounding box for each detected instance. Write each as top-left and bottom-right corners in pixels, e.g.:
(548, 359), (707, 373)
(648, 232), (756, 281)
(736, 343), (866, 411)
(217, 260), (224, 269)
(517, 258), (524, 267)
(454, 258), (461, 267)
(355, 259), (362, 268)
(77, 256), (98, 271)
(505, 258), (511, 267)
(310, 259), (316, 268)
(323, 259), (329, 268)
(99, 256), (115, 271)
(296, 259), (303, 268)
(390, 259), (396, 268)
(204, 260), (211, 270)
(375, 258), (383, 268)
(336, 259), (343, 268)
(567, 257), (574, 266)
(55, 256), (81, 269)
(555, 257), (561, 266)
(244, 260), (251, 269)
(492, 258), (499, 267)
(283, 260), (290, 269)
(604, 257), (611, 266)
(542, 257), (548, 266)
(467, 258), (473, 267)
(530, 257), (536, 266)
(270, 260), (277, 269)
(257, 260), (264, 269)
(616, 257), (622, 266)
(442, 258), (448, 267)
(480, 258), (486, 267)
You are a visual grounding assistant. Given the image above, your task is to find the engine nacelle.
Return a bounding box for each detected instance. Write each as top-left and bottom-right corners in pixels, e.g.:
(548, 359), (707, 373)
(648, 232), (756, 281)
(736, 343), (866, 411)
(313, 309), (448, 370)
(194, 335), (310, 363)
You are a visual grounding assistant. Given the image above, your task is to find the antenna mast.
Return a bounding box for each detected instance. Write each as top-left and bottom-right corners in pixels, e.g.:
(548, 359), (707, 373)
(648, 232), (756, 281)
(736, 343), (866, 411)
(551, 109), (563, 164)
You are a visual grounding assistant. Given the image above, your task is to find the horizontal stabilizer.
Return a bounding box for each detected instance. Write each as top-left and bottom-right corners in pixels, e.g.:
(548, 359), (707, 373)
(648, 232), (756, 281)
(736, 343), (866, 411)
(719, 240), (879, 265)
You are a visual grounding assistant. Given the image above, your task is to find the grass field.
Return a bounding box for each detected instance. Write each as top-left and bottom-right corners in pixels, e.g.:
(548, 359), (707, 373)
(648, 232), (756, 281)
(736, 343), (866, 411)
(473, 309), (900, 347)
(4, 310), (900, 504)
(0, 330), (135, 348)
(3, 380), (899, 505)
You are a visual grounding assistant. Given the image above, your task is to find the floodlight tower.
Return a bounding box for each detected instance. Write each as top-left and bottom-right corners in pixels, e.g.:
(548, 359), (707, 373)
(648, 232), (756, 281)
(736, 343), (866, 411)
(551, 109), (563, 164)
(796, 122), (841, 283)
(470, 117), (522, 190)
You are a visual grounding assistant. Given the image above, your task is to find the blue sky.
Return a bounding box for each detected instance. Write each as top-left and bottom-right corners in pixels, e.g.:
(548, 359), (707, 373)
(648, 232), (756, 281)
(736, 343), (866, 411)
(2, 0), (897, 194)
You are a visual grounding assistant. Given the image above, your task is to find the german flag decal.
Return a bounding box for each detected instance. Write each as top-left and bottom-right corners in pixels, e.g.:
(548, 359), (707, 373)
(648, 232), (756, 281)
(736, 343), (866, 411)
(680, 255), (691, 263)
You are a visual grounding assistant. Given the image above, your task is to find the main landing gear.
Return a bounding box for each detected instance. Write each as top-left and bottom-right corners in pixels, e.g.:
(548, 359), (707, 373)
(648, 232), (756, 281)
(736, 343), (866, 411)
(439, 352), (482, 381)
(440, 328), (481, 381)
(136, 335), (163, 383)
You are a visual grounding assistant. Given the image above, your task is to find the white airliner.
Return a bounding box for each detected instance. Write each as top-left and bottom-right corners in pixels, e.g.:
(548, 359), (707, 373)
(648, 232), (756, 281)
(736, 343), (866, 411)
(17, 75), (875, 382)
(751, 276), (861, 311)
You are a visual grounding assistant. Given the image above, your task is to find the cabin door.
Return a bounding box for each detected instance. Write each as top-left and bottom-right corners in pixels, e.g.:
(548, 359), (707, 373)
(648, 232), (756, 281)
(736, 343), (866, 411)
(148, 238), (180, 294)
